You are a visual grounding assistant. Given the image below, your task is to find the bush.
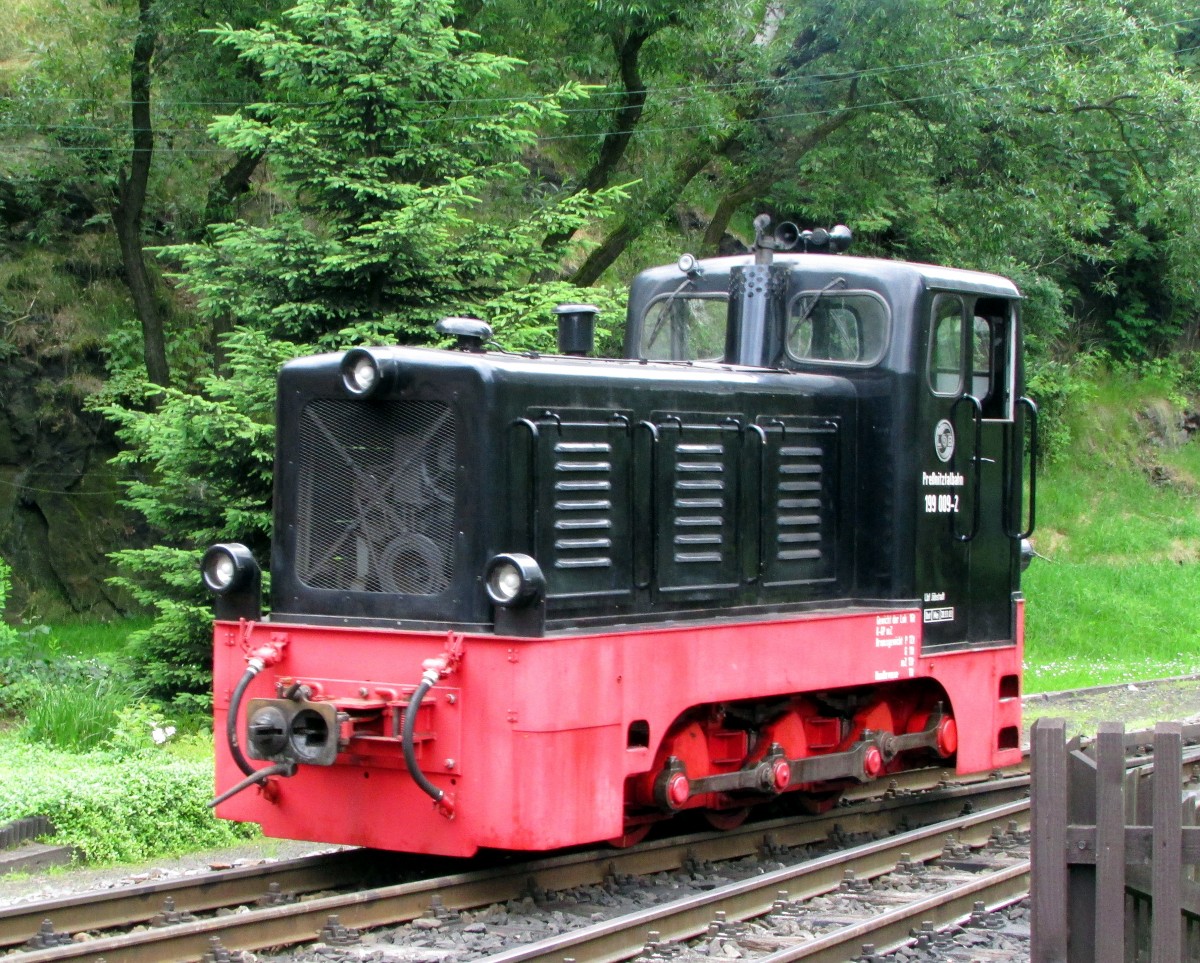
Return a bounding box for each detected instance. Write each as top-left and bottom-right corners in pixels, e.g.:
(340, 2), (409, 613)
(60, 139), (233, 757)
(1025, 354), (1100, 464)
(0, 741), (257, 863)
(19, 674), (147, 751)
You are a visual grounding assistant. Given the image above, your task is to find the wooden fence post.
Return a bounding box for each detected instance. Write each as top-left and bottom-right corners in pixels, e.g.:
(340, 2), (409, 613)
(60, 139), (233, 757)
(1094, 721), (1126, 962)
(1152, 722), (1182, 962)
(1033, 716), (1069, 962)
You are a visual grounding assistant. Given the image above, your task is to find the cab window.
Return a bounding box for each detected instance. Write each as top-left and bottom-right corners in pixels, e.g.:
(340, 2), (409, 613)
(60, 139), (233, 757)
(785, 291), (889, 366)
(639, 295), (727, 361)
(928, 295), (965, 395)
(972, 315), (993, 401)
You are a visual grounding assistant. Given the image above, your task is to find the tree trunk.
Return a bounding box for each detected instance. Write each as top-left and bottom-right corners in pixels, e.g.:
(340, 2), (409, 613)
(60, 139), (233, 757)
(112, 0), (169, 388)
(204, 150), (264, 226)
(701, 170), (777, 254)
(570, 134), (734, 286)
(701, 107), (857, 253)
(540, 27), (653, 255)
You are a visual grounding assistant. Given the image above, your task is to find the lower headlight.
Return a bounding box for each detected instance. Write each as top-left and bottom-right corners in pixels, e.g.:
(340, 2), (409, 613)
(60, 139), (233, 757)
(484, 553), (545, 607)
(201, 543), (259, 595)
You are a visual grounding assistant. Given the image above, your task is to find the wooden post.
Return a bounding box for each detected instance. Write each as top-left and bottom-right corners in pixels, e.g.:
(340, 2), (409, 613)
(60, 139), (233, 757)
(1032, 717), (1069, 961)
(1151, 722), (1182, 962)
(1094, 722), (1126, 962)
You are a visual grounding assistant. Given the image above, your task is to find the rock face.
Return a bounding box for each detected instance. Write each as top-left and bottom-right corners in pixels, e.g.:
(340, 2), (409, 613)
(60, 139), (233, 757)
(0, 352), (141, 617)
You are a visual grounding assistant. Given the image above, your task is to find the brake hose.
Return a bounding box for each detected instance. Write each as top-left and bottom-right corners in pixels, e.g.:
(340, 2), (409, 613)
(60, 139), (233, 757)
(227, 661), (262, 777)
(208, 762), (294, 808)
(403, 666), (452, 813)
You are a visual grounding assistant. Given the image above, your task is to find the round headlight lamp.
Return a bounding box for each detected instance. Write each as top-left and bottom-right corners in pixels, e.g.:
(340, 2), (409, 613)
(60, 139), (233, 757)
(340, 348), (390, 399)
(484, 553), (545, 608)
(201, 543), (259, 595)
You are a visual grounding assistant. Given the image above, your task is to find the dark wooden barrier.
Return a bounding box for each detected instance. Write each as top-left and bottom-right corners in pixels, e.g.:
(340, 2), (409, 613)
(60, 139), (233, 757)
(1031, 717), (1200, 962)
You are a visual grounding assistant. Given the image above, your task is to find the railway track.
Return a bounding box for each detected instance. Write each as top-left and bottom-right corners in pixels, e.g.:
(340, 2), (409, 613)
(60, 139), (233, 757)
(472, 799), (1031, 963)
(2, 767), (1027, 962)
(5, 716), (1200, 962)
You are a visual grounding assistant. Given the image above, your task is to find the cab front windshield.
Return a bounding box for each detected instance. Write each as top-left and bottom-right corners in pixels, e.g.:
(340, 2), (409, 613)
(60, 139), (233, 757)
(786, 290), (889, 366)
(639, 296), (727, 361)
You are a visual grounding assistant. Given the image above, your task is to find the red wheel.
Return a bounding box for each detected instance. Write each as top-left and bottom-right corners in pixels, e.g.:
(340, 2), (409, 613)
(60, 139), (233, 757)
(704, 807), (750, 830)
(795, 790), (843, 814)
(607, 823), (652, 848)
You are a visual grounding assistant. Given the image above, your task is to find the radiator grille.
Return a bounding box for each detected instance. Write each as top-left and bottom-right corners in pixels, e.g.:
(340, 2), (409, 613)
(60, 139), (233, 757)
(296, 399), (456, 595)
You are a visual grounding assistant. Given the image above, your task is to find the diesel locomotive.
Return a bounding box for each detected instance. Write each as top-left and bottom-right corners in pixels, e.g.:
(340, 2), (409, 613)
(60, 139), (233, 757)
(205, 219), (1036, 855)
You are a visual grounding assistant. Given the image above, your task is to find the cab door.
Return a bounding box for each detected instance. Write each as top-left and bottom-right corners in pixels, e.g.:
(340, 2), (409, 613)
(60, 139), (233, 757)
(916, 293), (1021, 650)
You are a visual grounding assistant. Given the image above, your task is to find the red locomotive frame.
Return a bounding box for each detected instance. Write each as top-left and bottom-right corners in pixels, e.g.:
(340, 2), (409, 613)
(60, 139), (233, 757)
(214, 603), (1023, 856)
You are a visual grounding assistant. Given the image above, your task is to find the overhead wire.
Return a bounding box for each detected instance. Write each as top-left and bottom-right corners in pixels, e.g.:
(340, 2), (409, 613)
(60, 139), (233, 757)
(0, 15), (1193, 157)
(7, 12), (1200, 112)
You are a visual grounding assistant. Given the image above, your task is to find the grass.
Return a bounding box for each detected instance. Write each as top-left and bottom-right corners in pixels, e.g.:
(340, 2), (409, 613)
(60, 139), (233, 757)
(29, 614), (154, 661)
(1022, 365), (1200, 691)
(20, 674), (146, 750)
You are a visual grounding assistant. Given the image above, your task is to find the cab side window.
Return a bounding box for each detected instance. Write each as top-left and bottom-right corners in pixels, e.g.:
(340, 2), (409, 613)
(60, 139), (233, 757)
(928, 295), (965, 396)
(973, 298), (1014, 419)
(972, 315), (993, 402)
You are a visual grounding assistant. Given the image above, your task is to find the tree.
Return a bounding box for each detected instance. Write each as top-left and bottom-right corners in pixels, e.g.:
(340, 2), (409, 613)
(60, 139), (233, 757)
(164, 0), (621, 346)
(107, 0), (623, 702)
(111, 0), (170, 387)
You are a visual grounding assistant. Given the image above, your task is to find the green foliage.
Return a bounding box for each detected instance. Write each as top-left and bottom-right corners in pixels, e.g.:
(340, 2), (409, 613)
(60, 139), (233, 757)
(1025, 355), (1099, 463)
(19, 675), (147, 751)
(0, 651), (114, 716)
(0, 558), (19, 652)
(483, 281), (628, 355)
(162, 0), (622, 345)
(0, 739), (257, 863)
(96, 329), (306, 703)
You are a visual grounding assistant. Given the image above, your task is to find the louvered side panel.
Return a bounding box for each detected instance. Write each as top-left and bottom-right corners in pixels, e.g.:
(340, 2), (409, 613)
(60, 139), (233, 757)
(655, 421), (740, 597)
(760, 417), (839, 587)
(532, 416), (634, 603)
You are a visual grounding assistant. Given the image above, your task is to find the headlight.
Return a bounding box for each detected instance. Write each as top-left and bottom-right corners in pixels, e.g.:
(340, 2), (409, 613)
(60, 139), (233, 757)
(340, 348), (396, 399)
(201, 543), (259, 595)
(484, 553), (545, 607)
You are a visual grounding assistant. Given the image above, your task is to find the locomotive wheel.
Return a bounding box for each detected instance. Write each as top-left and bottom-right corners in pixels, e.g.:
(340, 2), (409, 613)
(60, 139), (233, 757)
(703, 806), (751, 830)
(607, 823), (652, 848)
(795, 789), (843, 814)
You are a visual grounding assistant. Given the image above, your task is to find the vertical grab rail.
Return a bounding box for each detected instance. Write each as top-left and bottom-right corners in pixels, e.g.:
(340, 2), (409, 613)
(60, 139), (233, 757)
(743, 424), (768, 585)
(950, 394), (983, 543)
(634, 421), (660, 590)
(511, 418), (540, 554)
(1005, 396), (1038, 539)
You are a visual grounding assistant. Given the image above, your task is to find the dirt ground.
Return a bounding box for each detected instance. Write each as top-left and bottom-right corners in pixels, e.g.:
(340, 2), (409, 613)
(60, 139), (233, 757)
(1022, 675), (1200, 741)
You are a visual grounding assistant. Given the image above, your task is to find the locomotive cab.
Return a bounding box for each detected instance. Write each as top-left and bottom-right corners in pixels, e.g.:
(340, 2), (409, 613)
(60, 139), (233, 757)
(207, 221), (1034, 856)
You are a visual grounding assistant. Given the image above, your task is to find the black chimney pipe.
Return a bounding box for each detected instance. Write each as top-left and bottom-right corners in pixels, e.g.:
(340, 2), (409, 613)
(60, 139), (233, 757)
(554, 303), (599, 356)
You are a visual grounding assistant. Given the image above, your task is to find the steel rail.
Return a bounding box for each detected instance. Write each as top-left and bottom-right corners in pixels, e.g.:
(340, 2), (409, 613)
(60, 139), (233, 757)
(471, 799), (1031, 963)
(5, 776), (1030, 963)
(0, 849), (391, 949)
(755, 861), (1030, 962)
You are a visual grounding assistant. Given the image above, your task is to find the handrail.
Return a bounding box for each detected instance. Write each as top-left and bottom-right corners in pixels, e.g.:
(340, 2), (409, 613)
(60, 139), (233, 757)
(634, 421), (660, 589)
(512, 418), (540, 551)
(1005, 396), (1038, 539)
(951, 394), (983, 543)
(743, 424), (768, 584)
